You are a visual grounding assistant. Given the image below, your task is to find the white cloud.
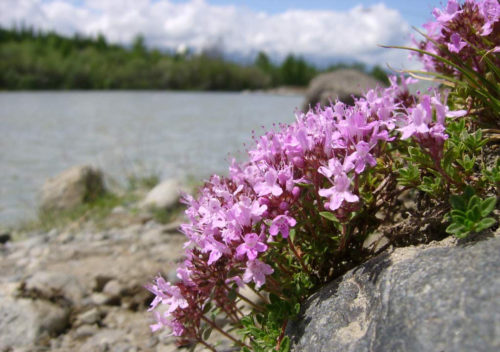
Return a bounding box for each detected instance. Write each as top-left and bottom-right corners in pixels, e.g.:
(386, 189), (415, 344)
(0, 0), (417, 67)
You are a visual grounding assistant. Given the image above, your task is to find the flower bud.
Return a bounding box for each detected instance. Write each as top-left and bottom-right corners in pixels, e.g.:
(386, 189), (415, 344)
(293, 157), (305, 168)
(259, 197), (270, 206)
(279, 201), (289, 211)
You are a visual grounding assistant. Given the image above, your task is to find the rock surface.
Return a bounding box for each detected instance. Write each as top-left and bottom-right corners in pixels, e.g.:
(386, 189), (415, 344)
(0, 296), (69, 350)
(286, 235), (500, 352)
(140, 179), (184, 210)
(302, 69), (383, 110)
(40, 165), (105, 212)
(0, 220), (187, 352)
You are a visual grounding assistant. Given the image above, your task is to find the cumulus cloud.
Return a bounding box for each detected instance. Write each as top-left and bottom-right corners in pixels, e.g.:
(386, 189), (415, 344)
(0, 0), (416, 67)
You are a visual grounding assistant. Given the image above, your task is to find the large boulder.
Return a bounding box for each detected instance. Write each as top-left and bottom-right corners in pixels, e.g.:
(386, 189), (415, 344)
(286, 235), (500, 352)
(302, 69), (383, 110)
(0, 297), (69, 350)
(24, 271), (86, 305)
(140, 179), (185, 210)
(40, 165), (105, 212)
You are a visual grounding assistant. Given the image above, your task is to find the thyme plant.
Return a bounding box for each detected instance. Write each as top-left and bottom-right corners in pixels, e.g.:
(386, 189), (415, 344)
(147, 1), (499, 351)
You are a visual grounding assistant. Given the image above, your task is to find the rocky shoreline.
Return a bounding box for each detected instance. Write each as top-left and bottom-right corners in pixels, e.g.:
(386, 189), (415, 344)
(2, 158), (498, 352)
(1, 217), (188, 352)
(0, 165), (194, 352)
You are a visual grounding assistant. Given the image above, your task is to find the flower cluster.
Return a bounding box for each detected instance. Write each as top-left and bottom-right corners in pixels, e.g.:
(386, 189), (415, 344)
(415, 0), (500, 77)
(146, 71), (466, 349)
(145, 0), (498, 347)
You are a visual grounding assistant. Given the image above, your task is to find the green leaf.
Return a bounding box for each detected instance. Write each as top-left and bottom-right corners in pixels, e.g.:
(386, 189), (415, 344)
(463, 186), (475, 200)
(449, 195), (466, 211)
(227, 288), (237, 302)
(480, 197), (497, 217)
(475, 217), (497, 232)
(319, 211), (339, 222)
(468, 195), (481, 210)
(279, 336), (291, 352)
(450, 214), (467, 223)
(293, 303), (301, 315)
(450, 209), (466, 217)
(469, 204), (481, 222)
(446, 222), (467, 236)
(202, 302), (212, 314)
(202, 327), (212, 340)
(289, 228), (296, 242)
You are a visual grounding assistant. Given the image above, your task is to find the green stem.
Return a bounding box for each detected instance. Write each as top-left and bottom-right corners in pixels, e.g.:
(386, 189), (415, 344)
(287, 237), (311, 276)
(198, 339), (217, 352)
(201, 315), (251, 350)
(275, 318), (289, 351)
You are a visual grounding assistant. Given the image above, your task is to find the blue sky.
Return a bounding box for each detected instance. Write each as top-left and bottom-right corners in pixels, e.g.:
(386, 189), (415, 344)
(172, 0), (443, 27)
(1, 0), (447, 68)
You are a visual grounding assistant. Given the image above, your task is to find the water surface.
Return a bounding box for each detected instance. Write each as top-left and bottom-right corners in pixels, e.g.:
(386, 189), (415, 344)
(0, 91), (303, 226)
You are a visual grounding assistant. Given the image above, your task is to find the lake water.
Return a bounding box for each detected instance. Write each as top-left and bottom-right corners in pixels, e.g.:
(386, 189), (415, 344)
(0, 91), (303, 227)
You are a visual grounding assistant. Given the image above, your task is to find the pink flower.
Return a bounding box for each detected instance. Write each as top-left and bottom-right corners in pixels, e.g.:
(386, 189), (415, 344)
(146, 276), (189, 314)
(205, 238), (231, 265)
(269, 215), (297, 238)
(433, 0), (461, 24)
(318, 158), (345, 179)
(447, 33), (467, 53)
(398, 105), (430, 140)
(236, 233), (268, 260)
(319, 173), (359, 211)
(344, 141), (377, 174)
(254, 168), (283, 197)
(243, 259), (274, 288)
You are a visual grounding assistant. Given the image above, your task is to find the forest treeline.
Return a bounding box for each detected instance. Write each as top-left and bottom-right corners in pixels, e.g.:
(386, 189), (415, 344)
(0, 27), (389, 90)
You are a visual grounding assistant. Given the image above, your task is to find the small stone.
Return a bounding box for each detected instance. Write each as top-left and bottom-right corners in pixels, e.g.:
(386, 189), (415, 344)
(76, 308), (101, 326)
(103, 280), (122, 298)
(40, 165), (105, 212)
(362, 231), (389, 253)
(24, 271), (85, 305)
(90, 292), (110, 306)
(142, 228), (163, 244)
(58, 232), (74, 243)
(73, 324), (98, 339)
(140, 179), (184, 210)
(0, 297), (69, 350)
(93, 275), (113, 292)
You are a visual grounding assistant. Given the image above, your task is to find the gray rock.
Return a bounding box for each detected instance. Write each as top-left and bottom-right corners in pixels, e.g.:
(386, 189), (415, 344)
(0, 297), (69, 349)
(287, 236), (500, 352)
(79, 329), (128, 352)
(103, 279), (123, 297)
(76, 307), (102, 326)
(24, 271), (86, 305)
(302, 69), (383, 110)
(140, 179), (183, 210)
(73, 324), (98, 339)
(40, 165), (105, 212)
(90, 292), (111, 306)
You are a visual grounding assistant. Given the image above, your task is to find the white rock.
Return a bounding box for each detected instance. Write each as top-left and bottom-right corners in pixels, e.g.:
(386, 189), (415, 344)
(24, 271), (86, 305)
(0, 297), (69, 350)
(140, 179), (184, 210)
(40, 165), (105, 212)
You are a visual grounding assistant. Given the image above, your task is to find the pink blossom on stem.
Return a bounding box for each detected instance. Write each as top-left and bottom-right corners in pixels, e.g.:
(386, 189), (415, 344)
(254, 168), (283, 197)
(319, 173), (359, 211)
(236, 233), (268, 260)
(243, 259), (274, 288)
(269, 215), (297, 238)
